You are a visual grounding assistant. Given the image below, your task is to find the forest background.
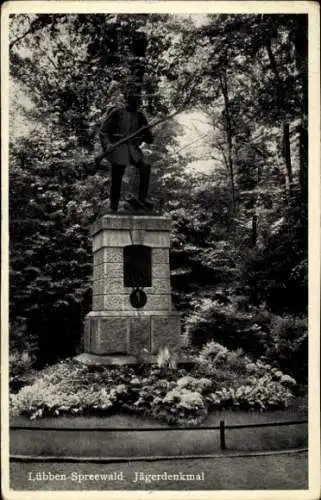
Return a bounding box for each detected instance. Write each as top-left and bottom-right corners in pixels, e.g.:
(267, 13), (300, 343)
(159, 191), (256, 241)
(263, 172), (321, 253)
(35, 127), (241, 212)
(8, 13), (308, 387)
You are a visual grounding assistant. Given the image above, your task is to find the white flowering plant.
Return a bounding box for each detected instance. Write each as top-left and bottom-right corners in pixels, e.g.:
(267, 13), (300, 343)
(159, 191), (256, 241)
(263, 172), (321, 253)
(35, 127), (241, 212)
(10, 346), (298, 425)
(206, 374), (295, 411)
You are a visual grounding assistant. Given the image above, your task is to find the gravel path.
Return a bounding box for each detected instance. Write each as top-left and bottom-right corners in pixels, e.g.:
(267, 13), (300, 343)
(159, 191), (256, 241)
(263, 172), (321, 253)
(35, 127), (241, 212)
(9, 451), (308, 490)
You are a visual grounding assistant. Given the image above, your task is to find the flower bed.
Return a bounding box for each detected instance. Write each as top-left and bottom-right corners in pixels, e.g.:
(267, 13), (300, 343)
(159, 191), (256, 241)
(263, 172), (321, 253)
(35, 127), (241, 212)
(10, 342), (297, 426)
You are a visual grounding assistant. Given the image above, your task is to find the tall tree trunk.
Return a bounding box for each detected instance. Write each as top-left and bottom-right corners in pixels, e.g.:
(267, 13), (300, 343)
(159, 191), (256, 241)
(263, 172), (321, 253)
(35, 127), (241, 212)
(219, 69), (236, 209)
(293, 16), (308, 210)
(299, 122), (308, 209)
(128, 17), (148, 103)
(283, 122), (293, 196)
(265, 37), (294, 201)
(251, 213), (258, 247)
(125, 17), (148, 196)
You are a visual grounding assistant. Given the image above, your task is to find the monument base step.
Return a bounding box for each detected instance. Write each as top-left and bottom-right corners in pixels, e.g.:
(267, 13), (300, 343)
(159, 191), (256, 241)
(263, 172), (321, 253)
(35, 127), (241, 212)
(75, 353), (154, 366)
(75, 352), (194, 367)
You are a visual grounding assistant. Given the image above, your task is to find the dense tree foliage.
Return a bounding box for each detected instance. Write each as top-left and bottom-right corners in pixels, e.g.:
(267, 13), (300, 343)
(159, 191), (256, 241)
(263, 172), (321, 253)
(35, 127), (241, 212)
(9, 14), (308, 380)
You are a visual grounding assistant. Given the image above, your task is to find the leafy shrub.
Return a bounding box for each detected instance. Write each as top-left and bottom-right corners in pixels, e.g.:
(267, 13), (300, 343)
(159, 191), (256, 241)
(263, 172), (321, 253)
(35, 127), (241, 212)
(9, 350), (37, 393)
(206, 374), (294, 411)
(160, 387), (208, 426)
(147, 374), (213, 426)
(9, 360), (132, 418)
(10, 354), (297, 425)
(10, 350), (35, 379)
(10, 318), (38, 353)
(242, 208), (307, 314)
(265, 315), (308, 383)
(195, 340), (297, 388)
(197, 342), (297, 412)
(10, 139), (97, 368)
(186, 295), (307, 383)
(176, 375), (212, 392)
(195, 341), (249, 386)
(10, 381), (119, 419)
(185, 297), (272, 356)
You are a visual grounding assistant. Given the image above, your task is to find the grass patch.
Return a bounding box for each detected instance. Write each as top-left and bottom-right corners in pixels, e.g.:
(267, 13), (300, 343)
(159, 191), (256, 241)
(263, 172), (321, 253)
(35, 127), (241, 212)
(10, 420), (308, 458)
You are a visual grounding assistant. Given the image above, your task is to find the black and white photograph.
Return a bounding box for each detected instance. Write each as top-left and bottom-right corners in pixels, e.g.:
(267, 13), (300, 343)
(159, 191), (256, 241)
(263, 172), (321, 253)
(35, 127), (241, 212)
(2, 1), (320, 498)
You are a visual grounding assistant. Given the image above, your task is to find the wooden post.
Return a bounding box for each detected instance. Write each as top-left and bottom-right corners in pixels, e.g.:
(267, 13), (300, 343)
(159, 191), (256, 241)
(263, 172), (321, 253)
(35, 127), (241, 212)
(220, 420), (226, 450)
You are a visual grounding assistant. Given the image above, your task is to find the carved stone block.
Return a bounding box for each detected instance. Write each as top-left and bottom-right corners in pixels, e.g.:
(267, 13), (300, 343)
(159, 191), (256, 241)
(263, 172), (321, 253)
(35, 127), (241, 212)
(92, 295), (104, 311)
(96, 318), (128, 354)
(152, 248), (170, 264)
(129, 317), (151, 355)
(152, 263), (170, 279)
(151, 315), (181, 353)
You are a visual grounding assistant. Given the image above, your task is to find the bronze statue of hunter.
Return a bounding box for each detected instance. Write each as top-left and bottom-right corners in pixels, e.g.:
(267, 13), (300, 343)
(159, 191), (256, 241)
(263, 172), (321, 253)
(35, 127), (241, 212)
(95, 89), (154, 212)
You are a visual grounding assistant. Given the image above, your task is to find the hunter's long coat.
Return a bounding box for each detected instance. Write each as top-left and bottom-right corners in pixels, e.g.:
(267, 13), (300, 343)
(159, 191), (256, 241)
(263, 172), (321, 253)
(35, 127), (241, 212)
(99, 106), (153, 166)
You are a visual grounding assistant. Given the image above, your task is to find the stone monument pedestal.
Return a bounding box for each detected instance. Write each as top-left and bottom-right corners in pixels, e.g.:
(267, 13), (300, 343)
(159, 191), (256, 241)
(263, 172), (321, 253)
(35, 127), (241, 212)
(76, 213), (182, 365)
